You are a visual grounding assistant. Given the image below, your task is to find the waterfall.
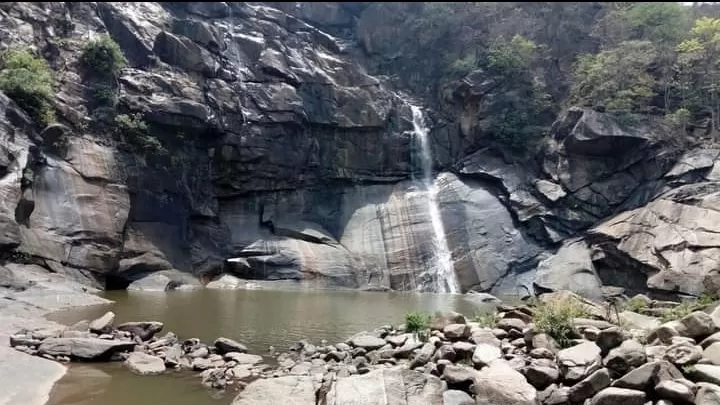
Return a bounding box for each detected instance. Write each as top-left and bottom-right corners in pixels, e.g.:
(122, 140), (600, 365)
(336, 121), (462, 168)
(410, 105), (459, 294)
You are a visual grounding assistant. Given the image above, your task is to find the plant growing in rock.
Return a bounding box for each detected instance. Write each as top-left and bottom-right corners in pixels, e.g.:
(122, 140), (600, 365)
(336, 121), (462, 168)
(624, 296), (649, 313)
(405, 311), (430, 342)
(0, 48), (55, 125)
(533, 298), (589, 348)
(472, 311), (498, 328)
(115, 113), (167, 156)
(81, 34), (127, 78)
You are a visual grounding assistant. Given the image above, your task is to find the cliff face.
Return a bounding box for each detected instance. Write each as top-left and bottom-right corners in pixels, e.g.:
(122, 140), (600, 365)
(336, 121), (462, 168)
(0, 2), (717, 300)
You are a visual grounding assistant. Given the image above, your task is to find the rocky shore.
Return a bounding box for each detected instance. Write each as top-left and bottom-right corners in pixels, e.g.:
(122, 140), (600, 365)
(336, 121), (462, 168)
(9, 289), (720, 404)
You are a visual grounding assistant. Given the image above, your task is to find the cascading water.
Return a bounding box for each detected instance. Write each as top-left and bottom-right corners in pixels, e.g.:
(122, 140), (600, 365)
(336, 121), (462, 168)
(410, 105), (459, 294)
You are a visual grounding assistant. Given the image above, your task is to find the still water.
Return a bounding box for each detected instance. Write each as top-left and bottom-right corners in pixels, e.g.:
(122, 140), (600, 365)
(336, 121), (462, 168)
(47, 288), (489, 405)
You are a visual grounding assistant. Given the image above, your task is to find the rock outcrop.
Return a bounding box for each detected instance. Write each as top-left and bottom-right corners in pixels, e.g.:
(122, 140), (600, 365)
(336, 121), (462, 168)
(0, 1), (718, 300)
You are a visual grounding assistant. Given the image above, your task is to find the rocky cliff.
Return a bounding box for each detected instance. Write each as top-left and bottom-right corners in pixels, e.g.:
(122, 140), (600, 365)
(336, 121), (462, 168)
(0, 2), (716, 301)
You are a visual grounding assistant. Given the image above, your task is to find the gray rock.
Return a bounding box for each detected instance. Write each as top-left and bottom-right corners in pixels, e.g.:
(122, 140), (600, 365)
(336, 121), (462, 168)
(523, 359), (560, 389)
(127, 272), (201, 292)
(88, 311), (115, 334)
(589, 387), (646, 405)
(534, 240), (604, 301)
(192, 357), (212, 371)
(568, 368), (612, 403)
(664, 341), (702, 366)
(676, 312), (719, 338)
(443, 324), (470, 340)
(451, 341), (475, 355)
(385, 334), (408, 347)
(697, 382), (720, 405)
(232, 375), (315, 405)
(557, 341), (602, 382)
(654, 379), (694, 403)
(611, 361), (683, 390)
(432, 344), (456, 362)
(116, 321), (164, 341)
(442, 364), (477, 385)
(124, 352), (166, 375)
(442, 389), (474, 405)
(350, 335), (386, 350)
(705, 342), (720, 365)
(214, 337), (248, 354)
(596, 327), (625, 353)
(205, 274), (245, 289)
(409, 343), (435, 369)
(497, 318), (526, 332)
(702, 332), (720, 349)
(37, 338), (135, 360)
(472, 360), (538, 405)
(691, 364), (720, 385)
(325, 366), (444, 405)
(604, 339), (646, 375)
(224, 352), (262, 365)
(472, 343), (501, 367)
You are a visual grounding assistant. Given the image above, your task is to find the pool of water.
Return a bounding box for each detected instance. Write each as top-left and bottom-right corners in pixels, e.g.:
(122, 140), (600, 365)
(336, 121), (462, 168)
(46, 288), (492, 405)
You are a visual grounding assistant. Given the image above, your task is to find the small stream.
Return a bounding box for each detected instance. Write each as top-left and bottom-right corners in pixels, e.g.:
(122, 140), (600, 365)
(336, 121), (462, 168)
(45, 288), (492, 405)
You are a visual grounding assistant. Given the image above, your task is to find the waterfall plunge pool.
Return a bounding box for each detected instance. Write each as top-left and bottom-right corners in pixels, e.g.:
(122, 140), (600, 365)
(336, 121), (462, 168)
(46, 288), (494, 405)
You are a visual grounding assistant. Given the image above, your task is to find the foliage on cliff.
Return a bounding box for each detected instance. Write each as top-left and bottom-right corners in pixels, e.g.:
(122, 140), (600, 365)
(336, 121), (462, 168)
(362, 2), (720, 150)
(0, 49), (55, 125)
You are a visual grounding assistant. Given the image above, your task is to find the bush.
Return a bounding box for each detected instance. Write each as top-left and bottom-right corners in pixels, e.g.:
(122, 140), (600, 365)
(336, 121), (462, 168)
(624, 296), (649, 313)
(405, 311), (430, 341)
(472, 311), (498, 328)
(115, 113), (167, 156)
(90, 84), (117, 107)
(533, 298), (589, 348)
(0, 48), (55, 125)
(661, 293), (718, 323)
(82, 34), (127, 78)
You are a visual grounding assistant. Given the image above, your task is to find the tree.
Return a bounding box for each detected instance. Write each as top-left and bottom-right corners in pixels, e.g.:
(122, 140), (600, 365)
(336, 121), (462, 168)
(570, 40), (658, 115)
(676, 17), (720, 135)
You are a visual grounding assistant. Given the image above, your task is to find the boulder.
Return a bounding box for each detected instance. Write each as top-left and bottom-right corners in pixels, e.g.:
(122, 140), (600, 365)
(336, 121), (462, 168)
(472, 360), (538, 405)
(442, 365), (478, 385)
(690, 364), (720, 385)
(88, 311), (115, 334)
(224, 352), (262, 365)
(696, 382), (720, 405)
(409, 343), (436, 369)
(557, 341), (602, 382)
(325, 366), (445, 405)
(705, 342), (720, 365)
(588, 387), (646, 405)
(205, 274), (245, 289)
(611, 361), (683, 390)
(37, 338), (135, 360)
(523, 359), (560, 389)
(603, 339), (646, 375)
(664, 341), (702, 366)
(568, 368), (612, 403)
(443, 324), (470, 340)
(676, 312), (718, 339)
(232, 375), (315, 405)
(350, 335), (387, 350)
(654, 379), (695, 403)
(472, 343), (501, 367)
(214, 337), (248, 354)
(116, 321), (164, 341)
(442, 390), (474, 405)
(596, 327), (624, 353)
(124, 352), (166, 375)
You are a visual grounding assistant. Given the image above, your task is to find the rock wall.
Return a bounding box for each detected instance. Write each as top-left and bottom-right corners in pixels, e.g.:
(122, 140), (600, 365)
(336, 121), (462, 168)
(0, 2), (716, 300)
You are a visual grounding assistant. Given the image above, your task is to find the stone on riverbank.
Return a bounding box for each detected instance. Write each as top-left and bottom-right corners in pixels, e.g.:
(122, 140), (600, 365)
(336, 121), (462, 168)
(37, 337), (135, 360)
(473, 360), (538, 405)
(326, 366), (445, 405)
(232, 375), (316, 405)
(117, 322), (164, 341)
(89, 312), (115, 334)
(124, 352), (166, 375)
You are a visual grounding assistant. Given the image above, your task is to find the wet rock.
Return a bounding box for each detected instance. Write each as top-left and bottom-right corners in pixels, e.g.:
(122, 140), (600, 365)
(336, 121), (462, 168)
(164, 344), (182, 367)
(124, 352), (166, 375)
(655, 379), (694, 403)
(604, 339), (646, 375)
(214, 337), (248, 354)
(589, 387), (646, 405)
(568, 367), (612, 403)
(37, 337), (135, 360)
(473, 360), (538, 405)
(88, 311), (115, 334)
(472, 343), (501, 367)
(116, 321), (164, 341)
(557, 341), (602, 382)
(192, 357), (212, 371)
(189, 346), (209, 358)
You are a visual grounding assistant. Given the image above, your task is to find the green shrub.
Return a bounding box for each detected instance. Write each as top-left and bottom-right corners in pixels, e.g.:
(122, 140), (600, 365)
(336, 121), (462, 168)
(0, 48), (55, 125)
(472, 311), (498, 328)
(82, 34), (127, 78)
(115, 113), (167, 156)
(661, 293), (718, 323)
(624, 296), (649, 313)
(90, 84), (117, 107)
(533, 298), (590, 348)
(405, 311), (430, 341)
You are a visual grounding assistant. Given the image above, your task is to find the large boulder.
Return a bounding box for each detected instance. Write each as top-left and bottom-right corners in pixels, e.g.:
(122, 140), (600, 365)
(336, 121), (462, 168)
(325, 366), (445, 405)
(472, 361), (538, 405)
(124, 352), (166, 375)
(232, 376), (316, 405)
(37, 338), (135, 360)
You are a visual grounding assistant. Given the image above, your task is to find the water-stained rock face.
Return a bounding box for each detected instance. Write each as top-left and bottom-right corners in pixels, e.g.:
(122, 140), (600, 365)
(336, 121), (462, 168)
(0, 2), (717, 299)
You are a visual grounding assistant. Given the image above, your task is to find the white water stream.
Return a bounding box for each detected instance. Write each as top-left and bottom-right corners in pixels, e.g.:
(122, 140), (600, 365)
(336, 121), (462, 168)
(410, 105), (459, 294)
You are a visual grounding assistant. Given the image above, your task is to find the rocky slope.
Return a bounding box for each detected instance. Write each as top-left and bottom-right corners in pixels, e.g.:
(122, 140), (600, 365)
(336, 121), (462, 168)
(0, 2), (717, 300)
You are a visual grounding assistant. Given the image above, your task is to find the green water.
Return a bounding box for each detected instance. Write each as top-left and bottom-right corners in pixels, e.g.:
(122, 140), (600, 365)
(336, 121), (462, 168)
(46, 288), (490, 405)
